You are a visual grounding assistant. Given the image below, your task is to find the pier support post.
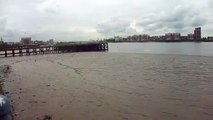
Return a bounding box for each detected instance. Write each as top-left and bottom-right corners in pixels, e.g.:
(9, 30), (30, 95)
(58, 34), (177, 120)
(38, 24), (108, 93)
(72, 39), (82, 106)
(26, 48), (30, 55)
(103, 43), (106, 51)
(106, 43), (108, 51)
(5, 50), (7, 57)
(12, 50), (15, 57)
(19, 49), (23, 56)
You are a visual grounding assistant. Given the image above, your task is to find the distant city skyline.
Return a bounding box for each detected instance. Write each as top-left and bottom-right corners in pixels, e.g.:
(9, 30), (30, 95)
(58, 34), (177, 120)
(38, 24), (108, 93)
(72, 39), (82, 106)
(1, 0), (213, 42)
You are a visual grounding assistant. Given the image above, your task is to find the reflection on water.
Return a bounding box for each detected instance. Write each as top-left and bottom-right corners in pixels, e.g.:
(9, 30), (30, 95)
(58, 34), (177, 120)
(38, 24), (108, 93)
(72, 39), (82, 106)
(109, 42), (213, 56)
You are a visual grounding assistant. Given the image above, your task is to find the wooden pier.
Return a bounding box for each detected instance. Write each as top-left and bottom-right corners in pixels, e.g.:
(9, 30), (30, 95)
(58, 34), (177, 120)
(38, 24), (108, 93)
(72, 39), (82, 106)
(0, 42), (108, 58)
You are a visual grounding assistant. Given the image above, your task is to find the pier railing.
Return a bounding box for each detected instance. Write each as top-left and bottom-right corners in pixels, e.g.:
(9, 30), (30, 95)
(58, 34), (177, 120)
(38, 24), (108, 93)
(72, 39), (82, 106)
(0, 42), (108, 58)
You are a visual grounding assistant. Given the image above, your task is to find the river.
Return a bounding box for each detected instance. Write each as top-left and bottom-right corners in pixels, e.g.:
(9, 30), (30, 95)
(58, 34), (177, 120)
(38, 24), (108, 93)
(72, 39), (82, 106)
(109, 42), (213, 56)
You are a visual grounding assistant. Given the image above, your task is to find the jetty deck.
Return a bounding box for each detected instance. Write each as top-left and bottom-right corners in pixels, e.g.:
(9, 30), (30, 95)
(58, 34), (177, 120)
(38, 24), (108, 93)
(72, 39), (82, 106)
(0, 42), (108, 58)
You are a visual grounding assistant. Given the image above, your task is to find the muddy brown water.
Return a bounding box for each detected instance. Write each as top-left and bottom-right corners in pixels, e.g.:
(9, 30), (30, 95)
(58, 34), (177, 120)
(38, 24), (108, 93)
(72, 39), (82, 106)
(0, 52), (213, 120)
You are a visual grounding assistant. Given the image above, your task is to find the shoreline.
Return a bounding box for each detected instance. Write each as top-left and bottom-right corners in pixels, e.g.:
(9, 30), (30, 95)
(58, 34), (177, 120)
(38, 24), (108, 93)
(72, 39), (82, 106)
(0, 65), (14, 120)
(0, 65), (11, 95)
(0, 80), (3, 94)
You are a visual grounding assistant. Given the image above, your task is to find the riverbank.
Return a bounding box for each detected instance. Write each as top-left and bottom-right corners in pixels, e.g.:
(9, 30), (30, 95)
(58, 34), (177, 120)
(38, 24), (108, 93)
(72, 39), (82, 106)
(0, 79), (3, 94)
(0, 52), (213, 120)
(0, 65), (11, 94)
(0, 71), (3, 94)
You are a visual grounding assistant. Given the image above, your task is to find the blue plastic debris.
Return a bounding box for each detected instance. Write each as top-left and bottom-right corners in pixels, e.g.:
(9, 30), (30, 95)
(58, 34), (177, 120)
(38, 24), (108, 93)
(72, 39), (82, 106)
(0, 95), (11, 118)
(0, 114), (12, 120)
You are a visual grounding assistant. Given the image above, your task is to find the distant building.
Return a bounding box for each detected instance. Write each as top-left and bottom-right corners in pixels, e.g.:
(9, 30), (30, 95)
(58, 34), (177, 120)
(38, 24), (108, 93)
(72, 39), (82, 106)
(127, 34), (150, 41)
(124, 27), (202, 42)
(174, 33), (181, 40)
(158, 36), (165, 41)
(187, 34), (194, 40)
(21, 37), (32, 45)
(114, 36), (123, 42)
(165, 33), (172, 40)
(127, 36), (132, 41)
(127, 35), (138, 41)
(165, 33), (181, 40)
(132, 35), (139, 41)
(47, 39), (54, 45)
(140, 34), (150, 41)
(6, 42), (16, 45)
(181, 36), (188, 40)
(150, 36), (159, 41)
(194, 27), (201, 40)
(33, 40), (46, 45)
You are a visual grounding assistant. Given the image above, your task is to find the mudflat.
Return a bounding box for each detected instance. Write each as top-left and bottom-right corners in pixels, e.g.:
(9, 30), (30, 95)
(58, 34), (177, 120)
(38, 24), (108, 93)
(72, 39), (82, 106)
(0, 52), (213, 120)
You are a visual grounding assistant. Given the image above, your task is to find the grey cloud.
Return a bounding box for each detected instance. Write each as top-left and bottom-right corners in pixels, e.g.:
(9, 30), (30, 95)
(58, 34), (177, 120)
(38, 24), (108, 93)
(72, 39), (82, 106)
(189, 17), (206, 27)
(170, 22), (184, 29)
(30, 29), (95, 41)
(138, 17), (155, 26)
(37, 0), (60, 14)
(1, 0), (211, 41)
(44, 8), (59, 14)
(0, 16), (21, 41)
(96, 18), (138, 37)
(0, 17), (7, 33)
(159, 6), (189, 22)
(208, 0), (213, 8)
(1, 29), (92, 42)
(1, 29), (24, 42)
(143, 23), (161, 31)
(137, 5), (206, 34)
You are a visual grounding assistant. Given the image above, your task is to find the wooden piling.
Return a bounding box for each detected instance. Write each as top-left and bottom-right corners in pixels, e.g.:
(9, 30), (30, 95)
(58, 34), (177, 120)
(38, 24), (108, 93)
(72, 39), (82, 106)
(5, 50), (7, 57)
(12, 50), (15, 57)
(26, 48), (30, 56)
(19, 49), (23, 56)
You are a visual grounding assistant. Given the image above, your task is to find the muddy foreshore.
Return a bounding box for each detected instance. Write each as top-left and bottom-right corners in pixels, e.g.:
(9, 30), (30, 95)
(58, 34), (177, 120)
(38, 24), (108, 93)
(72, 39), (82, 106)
(0, 52), (213, 120)
(0, 65), (11, 94)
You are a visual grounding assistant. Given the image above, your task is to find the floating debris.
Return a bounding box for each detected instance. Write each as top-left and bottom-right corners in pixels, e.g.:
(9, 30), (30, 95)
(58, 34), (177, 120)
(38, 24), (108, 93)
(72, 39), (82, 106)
(0, 95), (12, 120)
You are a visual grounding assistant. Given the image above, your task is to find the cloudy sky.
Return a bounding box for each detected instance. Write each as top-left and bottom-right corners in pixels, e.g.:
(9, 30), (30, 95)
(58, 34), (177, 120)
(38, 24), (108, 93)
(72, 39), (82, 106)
(0, 0), (213, 42)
